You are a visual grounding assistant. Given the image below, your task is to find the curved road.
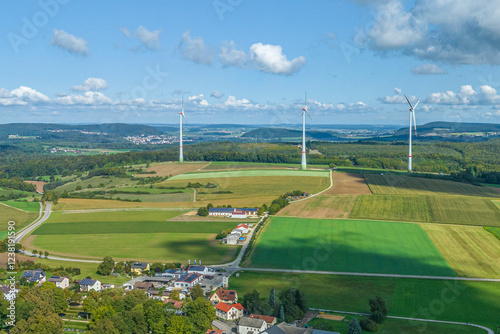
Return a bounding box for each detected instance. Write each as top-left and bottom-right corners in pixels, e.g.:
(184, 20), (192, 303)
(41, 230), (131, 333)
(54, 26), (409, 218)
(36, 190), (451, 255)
(14, 203), (51, 243)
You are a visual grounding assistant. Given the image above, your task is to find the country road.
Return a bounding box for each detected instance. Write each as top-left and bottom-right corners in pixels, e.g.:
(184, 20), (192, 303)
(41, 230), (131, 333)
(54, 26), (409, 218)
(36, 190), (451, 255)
(14, 203), (51, 243)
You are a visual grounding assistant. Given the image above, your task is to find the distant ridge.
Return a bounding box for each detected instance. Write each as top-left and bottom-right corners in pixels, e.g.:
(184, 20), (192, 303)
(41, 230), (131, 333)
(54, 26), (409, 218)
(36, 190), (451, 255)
(241, 127), (345, 141)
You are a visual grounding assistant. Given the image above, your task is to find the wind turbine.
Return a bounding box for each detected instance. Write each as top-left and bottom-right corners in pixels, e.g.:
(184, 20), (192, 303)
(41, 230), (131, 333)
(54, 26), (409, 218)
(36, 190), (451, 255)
(179, 97), (187, 163)
(301, 92), (311, 171)
(404, 95), (420, 172)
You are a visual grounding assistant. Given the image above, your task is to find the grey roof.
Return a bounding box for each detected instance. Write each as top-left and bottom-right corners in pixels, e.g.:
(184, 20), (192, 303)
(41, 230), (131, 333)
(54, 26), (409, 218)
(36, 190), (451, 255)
(48, 276), (67, 283)
(22, 268), (45, 282)
(80, 278), (97, 286)
(209, 207), (235, 213)
(238, 317), (266, 328)
(131, 262), (149, 269)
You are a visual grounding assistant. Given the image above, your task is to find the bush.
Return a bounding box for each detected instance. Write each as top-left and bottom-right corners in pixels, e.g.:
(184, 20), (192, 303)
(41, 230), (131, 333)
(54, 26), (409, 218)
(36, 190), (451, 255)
(216, 230), (228, 239)
(360, 318), (378, 332)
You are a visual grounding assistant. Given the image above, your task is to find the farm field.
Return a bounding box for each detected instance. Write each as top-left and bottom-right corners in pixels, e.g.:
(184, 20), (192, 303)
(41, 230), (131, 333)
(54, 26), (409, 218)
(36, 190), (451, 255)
(2, 200), (40, 212)
(24, 180), (46, 193)
(364, 174), (499, 197)
(168, 169), (329, 180)
(248, 217), (456, 276)
(43, 210), (186, 224)
(161, 175), (329, 203)
(350, 195), (500, 227)
(106, 192), (193, 202)
(133, 161), (210, 177)
(421, 224), (500, 278)
(324, 173), (372, 195)
(0, 202), (39, 230)
(54, 175), (140, 193)
(485, 227), (500, 241)
(277, 195), (356, 219)
(201, 161), (329, 171)
(229, 271), (500, 331)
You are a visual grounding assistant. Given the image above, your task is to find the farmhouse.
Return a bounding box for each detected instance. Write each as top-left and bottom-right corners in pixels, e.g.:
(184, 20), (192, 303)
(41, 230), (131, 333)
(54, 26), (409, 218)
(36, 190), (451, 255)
(48, 276), (69, 289)
(238, 316), (267, 334)
(209, 207), (259, 219)
(209, 207), (234, 217)
(210, 288), (238, 305)
(131, 262), (150, 274)
(215, 302), (244, 321)
(174, 273), (203, 289)
(249, 314), (277, 328)
(21, 268), (46, 284)
(234, 224), (249, 234)
(79, 278), (101, 292)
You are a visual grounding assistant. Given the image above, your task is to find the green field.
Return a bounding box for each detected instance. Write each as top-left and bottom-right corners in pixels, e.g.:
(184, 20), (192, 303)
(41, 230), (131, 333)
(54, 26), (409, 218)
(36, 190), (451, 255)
(54, 175), (140, 193)
(44, 210), (185, 224)
(229, 271), (500, 331)
(2, 200), (40, 212)
(248, 217), (456, 276)
(203, 161), (329, 170)
(364, 174), (499, 197)
(0, 202), (39, 231)
(485, 227), (500, 241)
(350, 195), (500, 226)
(168, 169), (329, 180)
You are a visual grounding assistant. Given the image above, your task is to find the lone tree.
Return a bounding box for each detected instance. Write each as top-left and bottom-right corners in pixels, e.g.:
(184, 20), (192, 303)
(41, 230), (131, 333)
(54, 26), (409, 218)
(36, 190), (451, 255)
(269, 287), (276, 308)
(197, 207), (209, 216)
(279, 305), (285, 322)
(348, 317), (362, 334)
(97, 256), (115, 276)
(369, 296), (388, 323)
(44, 251), (49, 258)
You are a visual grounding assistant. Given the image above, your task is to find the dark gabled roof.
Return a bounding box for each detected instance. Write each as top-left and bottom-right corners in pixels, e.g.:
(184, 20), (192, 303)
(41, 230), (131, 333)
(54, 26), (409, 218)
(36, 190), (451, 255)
(22, 268), (46, 282)
(80, 278), (97, 286)
(48, 276), (67, 283)
(209, 208), (235, 213)
(176, 273), (201, 283)
(188, 265), (206, 272)
(238, 317), (266, 328)
(131, 262), (149, 269)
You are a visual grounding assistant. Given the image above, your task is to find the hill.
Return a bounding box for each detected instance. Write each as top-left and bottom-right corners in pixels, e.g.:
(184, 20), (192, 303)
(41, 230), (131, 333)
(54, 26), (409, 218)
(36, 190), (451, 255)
(241, 127), (346, 141)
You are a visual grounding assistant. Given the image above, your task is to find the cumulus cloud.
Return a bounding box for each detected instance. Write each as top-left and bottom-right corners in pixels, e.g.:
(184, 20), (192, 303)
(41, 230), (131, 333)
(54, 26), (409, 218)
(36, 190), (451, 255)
(358, 0), (500, 65)
(379, 88), (418, 104)
(179, 30), (214, 65)
(51, 29), (89, 56)
(219, 40), (246, 68)
(72, 78), (108, 92)
(426, 85), (476, 104)
(249, 43), (306, 75)
(55, 91), (113, 105)
(211, 90), (224, 98)
(411, 64), (446, 75)
(188, 94), (209, 107)
(0, 86), (49, 106)
(121, 26), (162, 50)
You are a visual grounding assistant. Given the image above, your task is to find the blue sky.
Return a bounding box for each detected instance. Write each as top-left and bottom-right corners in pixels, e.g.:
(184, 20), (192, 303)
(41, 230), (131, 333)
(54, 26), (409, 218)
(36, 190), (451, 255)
(1, 0), (500, 125)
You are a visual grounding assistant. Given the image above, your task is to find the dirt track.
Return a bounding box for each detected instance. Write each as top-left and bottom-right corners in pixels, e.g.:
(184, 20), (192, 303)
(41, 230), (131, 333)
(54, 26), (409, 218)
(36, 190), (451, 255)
(325, 173), (372, 195)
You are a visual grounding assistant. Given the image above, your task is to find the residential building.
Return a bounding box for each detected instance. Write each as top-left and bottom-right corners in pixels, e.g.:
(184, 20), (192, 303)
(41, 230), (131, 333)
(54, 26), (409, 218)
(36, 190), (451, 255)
(174, 273), (203, 289)
(232, 210), (247, 219)
(48, 276), (69, 289)
(209, 207), (235, 217)
(237, 208), (258, 216)
(79, 278), (101, 292)
(226, 233), (239, 245)
(102, 284), (115, 290)
(234, 224), (249, 234)
(134, 282), (155, 297)
(249, 314), (277, 328)
(131, 262), (150, 274)
(215, 302), (244, 321)
(21, 268), (46, 284)
(238, 316), (267, 334)
(156, 269), (183, 279)
(187, 265), (211, 276)
(210, 288), (238, 305)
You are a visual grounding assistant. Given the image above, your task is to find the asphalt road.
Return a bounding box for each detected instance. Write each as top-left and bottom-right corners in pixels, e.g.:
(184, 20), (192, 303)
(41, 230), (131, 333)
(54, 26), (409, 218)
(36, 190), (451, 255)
(14, 202), (50, 243)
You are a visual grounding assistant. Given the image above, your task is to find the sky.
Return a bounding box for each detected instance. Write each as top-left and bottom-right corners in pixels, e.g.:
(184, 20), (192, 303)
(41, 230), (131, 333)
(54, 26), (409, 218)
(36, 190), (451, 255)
(1, 0), (500, 126)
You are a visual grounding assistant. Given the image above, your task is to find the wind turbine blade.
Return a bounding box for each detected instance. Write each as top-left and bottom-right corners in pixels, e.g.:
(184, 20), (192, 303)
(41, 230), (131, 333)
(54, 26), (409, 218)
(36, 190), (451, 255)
(413, 108), (417, 136)
(305, 108), (311, 120)
(413, 98), (421, 110)
(182, 113), (188, 123)
(404, 95), (413, 109)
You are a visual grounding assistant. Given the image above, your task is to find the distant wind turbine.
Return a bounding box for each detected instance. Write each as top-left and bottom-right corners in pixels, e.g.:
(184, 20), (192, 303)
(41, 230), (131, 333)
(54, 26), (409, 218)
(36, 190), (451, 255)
(404, 95), (420, 172)
(301, 92), (311, 171)
(179, 97), (187, 163)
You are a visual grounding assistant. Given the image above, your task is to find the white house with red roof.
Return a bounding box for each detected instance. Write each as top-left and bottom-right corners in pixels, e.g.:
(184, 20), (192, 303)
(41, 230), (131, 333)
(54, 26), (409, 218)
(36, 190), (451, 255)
(215, 302), (244, 321)
(234, 224), (249, 234)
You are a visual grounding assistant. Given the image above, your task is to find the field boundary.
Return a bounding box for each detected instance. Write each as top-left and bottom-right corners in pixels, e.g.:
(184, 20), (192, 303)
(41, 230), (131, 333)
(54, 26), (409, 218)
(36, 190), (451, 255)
(289, 170), (333, 203)
(0, 201), (29, 212)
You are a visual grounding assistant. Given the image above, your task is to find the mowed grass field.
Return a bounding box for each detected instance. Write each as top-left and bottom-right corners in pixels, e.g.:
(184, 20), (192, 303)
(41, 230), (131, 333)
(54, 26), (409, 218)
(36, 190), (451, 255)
(168, 169), (329, 180)
(278, 195), (356, 219)
(133, 161), (209, 177)
(28, 210), (239, 263)
(248, 217), (456, 276)
(350, 195), (500, 226)
(229, 271), (500, 331)
(364, 174), (499, 197)
(486, 227), (500, 240)
(3, 200), (40, 212)
(421, 224), (500, 278)
(0, 202), (39, 230)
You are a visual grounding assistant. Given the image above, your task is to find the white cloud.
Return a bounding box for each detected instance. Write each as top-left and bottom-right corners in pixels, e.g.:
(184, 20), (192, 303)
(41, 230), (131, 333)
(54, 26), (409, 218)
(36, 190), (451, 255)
(0, 86), (49, 106)
(426, 85), (476, 104)
(359, 0), (500, 65)
(55, 91), (113, 105)
(51, 29), (89, 56)
(211, 90), (224, 98)
(379, 88), (418, 104)
(188, 94), (209, 107)
(249, 43), (306, 75)
(411, 64), (446, 75)
(121, 26), (162, 50)
(72, 78), (108, 92)
(179, 30), (214, 65)
(219, 40), (246, 68)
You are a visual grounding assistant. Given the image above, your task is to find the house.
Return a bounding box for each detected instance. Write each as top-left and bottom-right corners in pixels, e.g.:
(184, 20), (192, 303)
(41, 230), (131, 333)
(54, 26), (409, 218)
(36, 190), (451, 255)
(262, 323), (339, 334)
(131, 262), (150, 274)
(102, 284), (115, 290)
(187, 265), (210, 276)
(79, 278), (101, 292)
(238, 316), (267, 334)
(226, 234), (239, 245)
(237, 208), (258, 217)
(234, 224), (249, 234)
(174, 273), (203, 289)
(230, 230), (242, 237)
(21, 268), (46, 284)
(48, 276), (69, 289)
(215, 302), (244, 321)
(156, 269), (183, 279)
(164, 299), (183, 309)
(210, 288), (238, 305)
(249, 314), (277, 328)
(134, 282), (155, 296)
(209, 207), (235, 217)
(231, 210), (247, 219)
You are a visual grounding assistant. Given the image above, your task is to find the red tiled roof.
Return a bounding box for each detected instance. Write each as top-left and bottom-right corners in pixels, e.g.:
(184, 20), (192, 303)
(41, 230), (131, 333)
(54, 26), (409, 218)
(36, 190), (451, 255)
(215, 288), (237, 301)
(164, 299), (183, 309)
(236, 224), (248, 229)
(216, 302), (243, 312)
(249, 313), (277, 323)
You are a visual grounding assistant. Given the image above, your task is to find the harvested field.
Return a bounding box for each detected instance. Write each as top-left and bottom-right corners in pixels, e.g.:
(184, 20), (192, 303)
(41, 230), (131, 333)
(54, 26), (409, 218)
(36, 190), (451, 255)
(25, 180), (46, 193)
(134, 161), (209, 177)
(422, 224), (500, 278)
(325, 173), (372, 195)
(277, 195), (356, 219)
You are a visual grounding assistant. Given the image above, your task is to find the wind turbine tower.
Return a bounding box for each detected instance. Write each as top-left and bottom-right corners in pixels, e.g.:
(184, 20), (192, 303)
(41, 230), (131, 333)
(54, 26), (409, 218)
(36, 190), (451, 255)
(179, 97), (187, 163)
(404, 95), (420, 172)
(301, 92), (311, 171)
